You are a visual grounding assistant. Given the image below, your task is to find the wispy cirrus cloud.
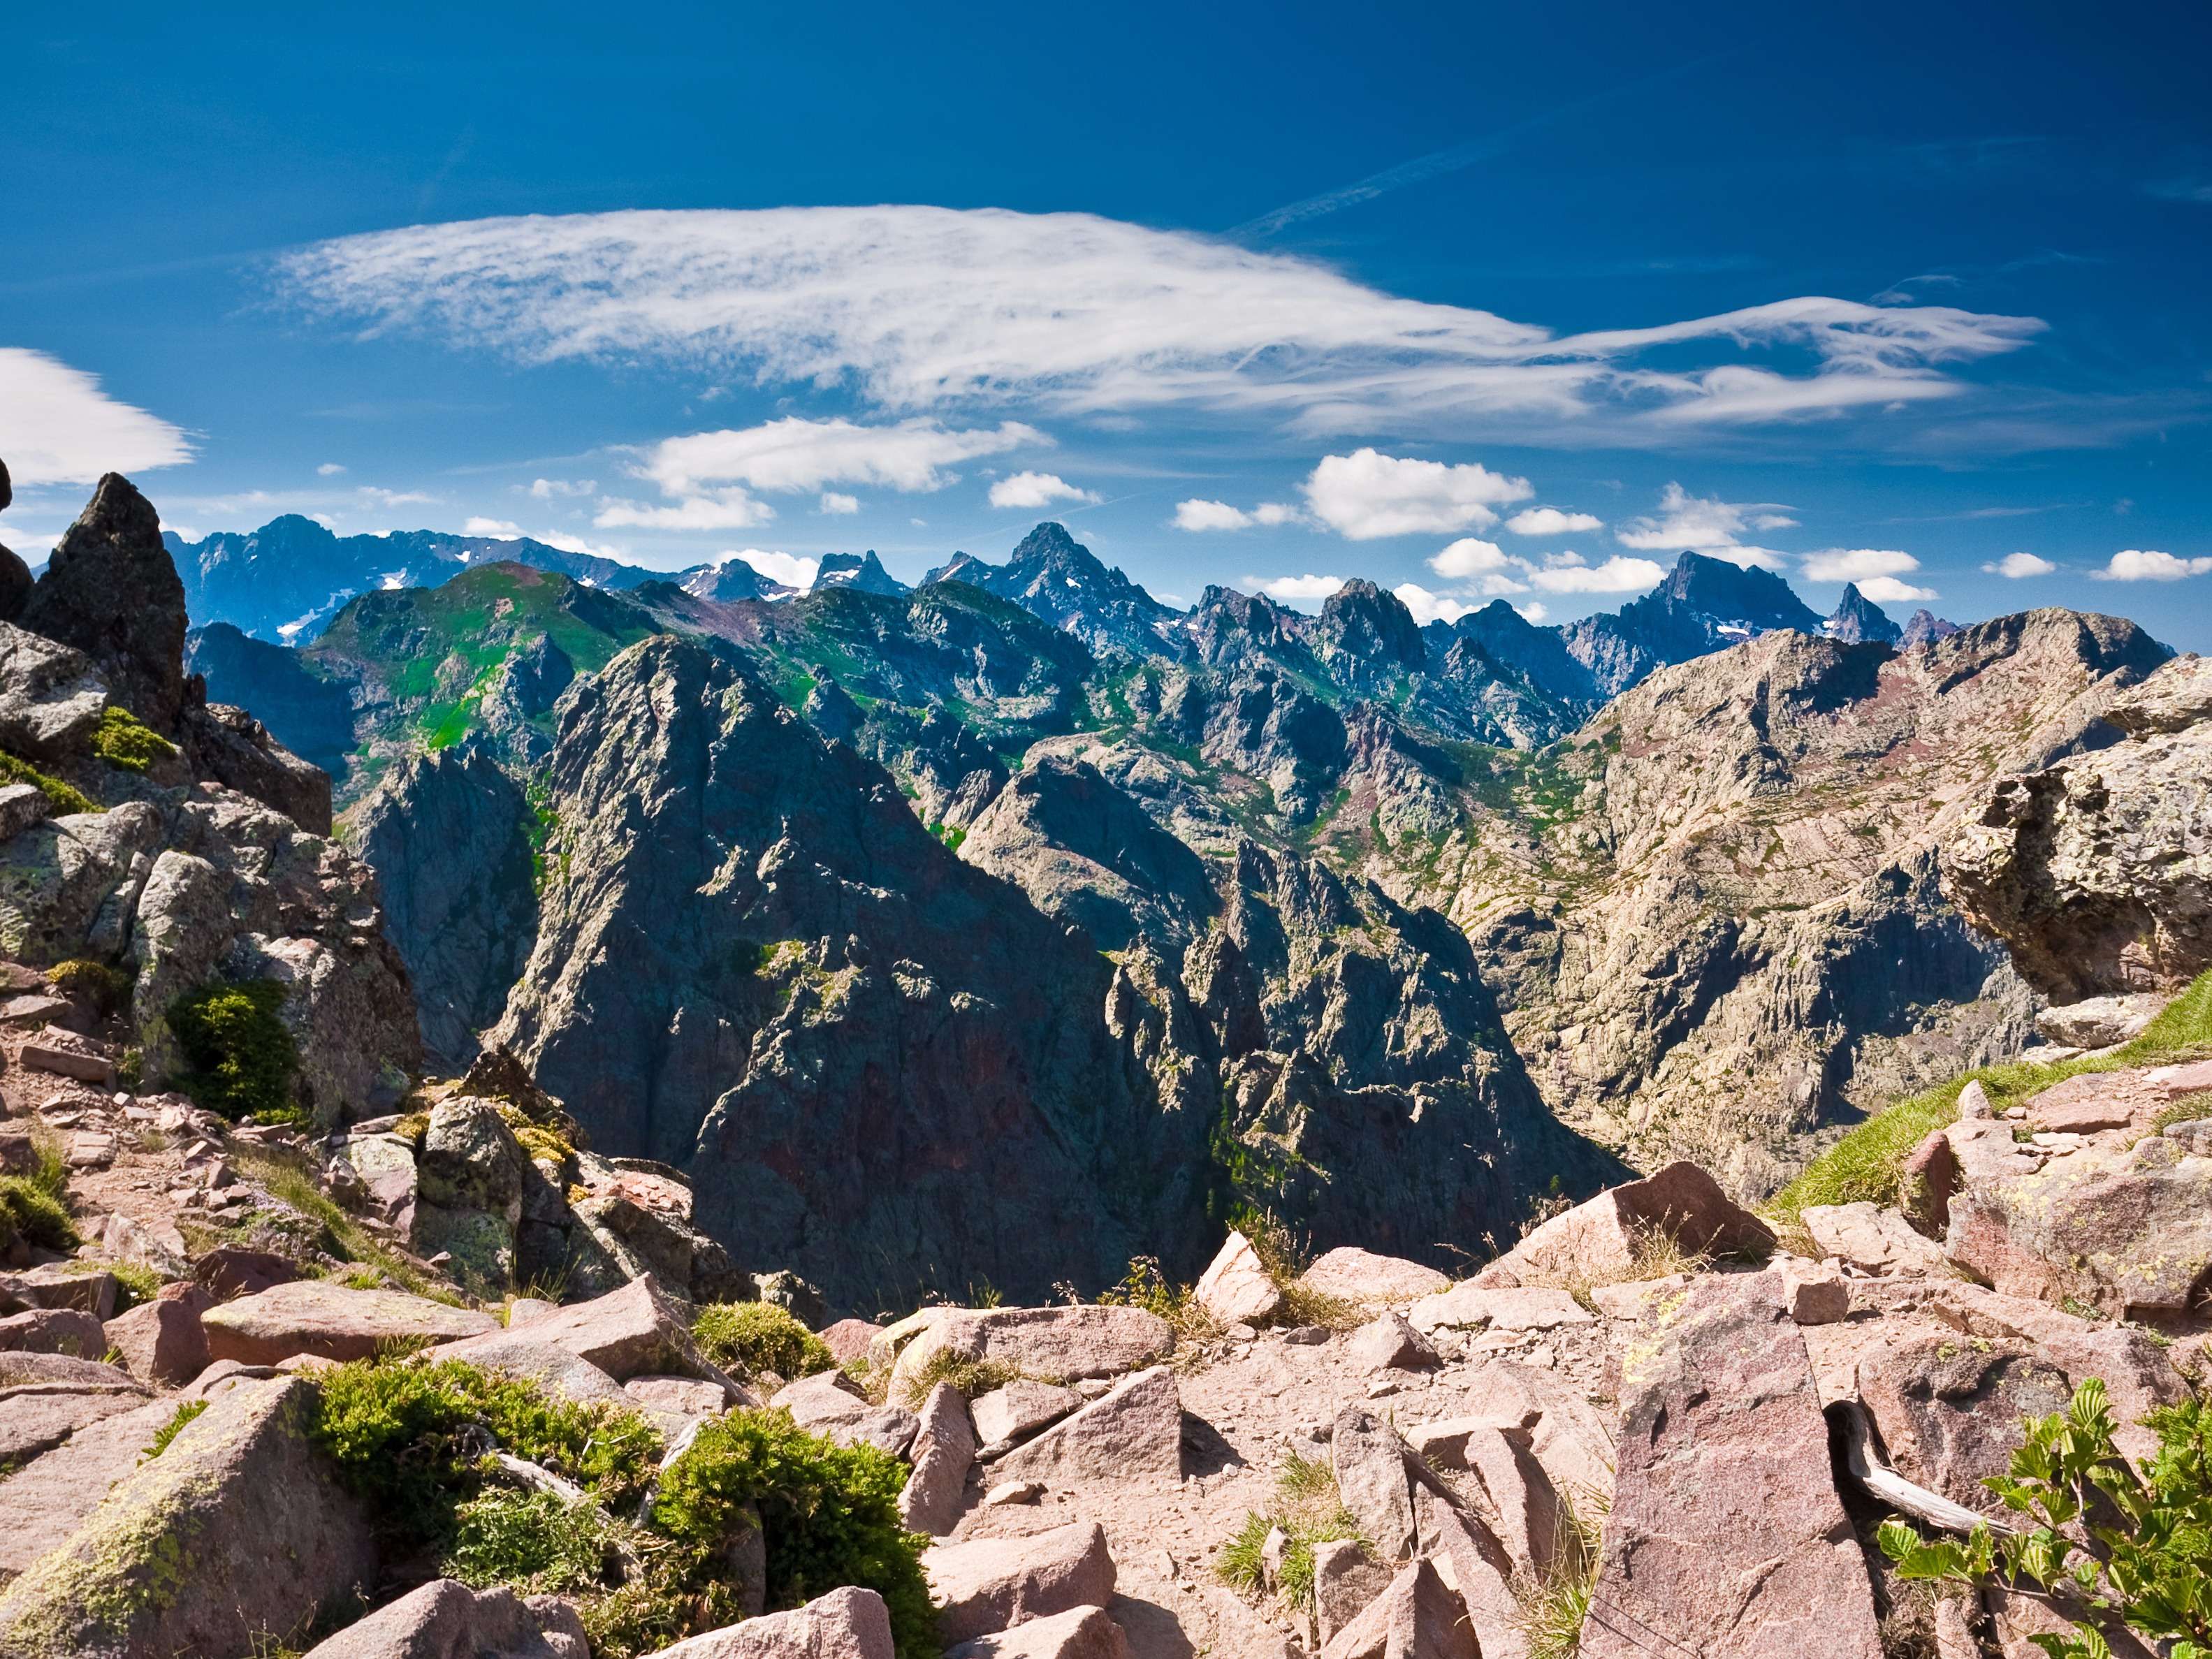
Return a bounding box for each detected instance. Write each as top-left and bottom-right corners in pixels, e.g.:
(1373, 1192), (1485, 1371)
(274, 208), (2046, 444)
(0, 348), (193, 485)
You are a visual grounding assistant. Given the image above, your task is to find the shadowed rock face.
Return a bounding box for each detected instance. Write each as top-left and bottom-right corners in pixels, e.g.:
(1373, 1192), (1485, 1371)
(23, 473), (189, 732)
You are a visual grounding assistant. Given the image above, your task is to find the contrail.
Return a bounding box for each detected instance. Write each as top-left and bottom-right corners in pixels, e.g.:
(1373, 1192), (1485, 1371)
(1230, 54), (1725, 240)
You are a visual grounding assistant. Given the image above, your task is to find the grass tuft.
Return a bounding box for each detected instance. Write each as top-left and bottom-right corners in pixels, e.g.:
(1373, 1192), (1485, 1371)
(0, 747), (99, 814)
(692, 1301), (834, 1383)
(143, 1398), (208, 1460)
(1216, 1450), (1366, 1614)
(1513, 1489), (1606, 1659)
(0, 1174), (78, 1253)
(900, 1348), (1022, 1406)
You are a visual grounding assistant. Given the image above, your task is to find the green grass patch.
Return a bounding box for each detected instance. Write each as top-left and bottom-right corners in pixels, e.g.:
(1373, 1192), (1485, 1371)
(693, 1301), (835, 1382)
(167, 979), (303, 1126)
(1773, 966), (2212, 1222)
(89, 706), (177, 773)
(1216, 1451), (1365, 1614)
(229, 1146), (453, 1300)
(0, 1173), (78, 1253)
(0, 748), (99, 814)
(143, 1398), (208, 1460)
(899, 1348), (1023, 1406)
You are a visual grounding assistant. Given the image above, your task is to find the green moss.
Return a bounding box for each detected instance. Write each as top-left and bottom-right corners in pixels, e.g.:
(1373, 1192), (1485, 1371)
(166, 979), (303, 1126)
(88, 706), (177, 773)
(653, 1410), (938, 1659)
(692, 1301), (835, 1381)
(144, 1398), (208, 1459)
(0, 747), (99, 814)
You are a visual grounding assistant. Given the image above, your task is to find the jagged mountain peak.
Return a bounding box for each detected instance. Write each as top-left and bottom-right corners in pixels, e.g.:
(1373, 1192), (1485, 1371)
(1822, 582), (1904, 645)
(815, 550), (908, 595)
(925, 520), (1181, 656)
(1900, 606), (1962, 649)
(1315, 578), (1425, 670)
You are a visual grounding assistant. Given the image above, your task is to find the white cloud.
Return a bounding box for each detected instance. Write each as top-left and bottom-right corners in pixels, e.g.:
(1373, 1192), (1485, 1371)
(2095, 549), (2212, 582)
(1172, 499), (1301, 532)
(0, 348), (193, 485)
(358, 486), (440, 509)
(817, 492), (859, 515)
(595, 488), (773, 530)
(528, 476), (596, 499)
(645, 416), (1039, 497)
(1616, 483), (1793, 568)
(1983, 551), (2055, 578)
(1174, 499), (1252, 532)
(1301, 449), (1532, 540)
(317, 462), (347, 477)
(989, 471), (1098, 509)
(1801, 547), (1922, 583)
(1517, 601), (1550, 623)
(1523, 553), (1667, 594)
(724, 548), (820, 588)
(1427, 537), (1512, 580)
(534, 530), (632, 562)
(1857, 576), (1938, 602)
(1505, 506), (1603, 536)
(1393, 583), (1478, 625)
(463, 516), (523, 536)
(1245, 572), (1344, 606)
(276, 208), (2045, 441)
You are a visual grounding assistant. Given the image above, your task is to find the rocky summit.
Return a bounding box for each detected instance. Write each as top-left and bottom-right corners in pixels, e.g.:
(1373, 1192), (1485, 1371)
(4, 465), (2211, 1659)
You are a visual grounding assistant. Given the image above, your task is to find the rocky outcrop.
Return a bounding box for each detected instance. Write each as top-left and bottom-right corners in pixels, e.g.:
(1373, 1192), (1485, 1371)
(1561, 551), (1828, 698)
(22, 473), (190, 731)
(1944, 652), (2212, 1000)
(929, 523), (1181, 659)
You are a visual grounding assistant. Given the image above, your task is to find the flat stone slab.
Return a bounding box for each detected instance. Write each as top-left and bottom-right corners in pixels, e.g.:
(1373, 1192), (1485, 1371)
(1408, 1284), (1594, 1335)
(0, 1398), (173, 1575)
(201, 1280), (495, 1366)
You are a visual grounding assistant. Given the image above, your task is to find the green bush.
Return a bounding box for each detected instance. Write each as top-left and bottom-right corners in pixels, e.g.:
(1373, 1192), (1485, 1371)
(48, 957), (133, 1018)
(447, 1487), (625, 1595)
(1880, 1377), (2212, 1657)
(0, 1174), (78, 1253)
(307, 1357), (662, 1551)
(167, 979), (304, 1125)
(88, 706), (177, 773)
(653, 1410), (938, 1659)
(693, 1301), (835, 1381)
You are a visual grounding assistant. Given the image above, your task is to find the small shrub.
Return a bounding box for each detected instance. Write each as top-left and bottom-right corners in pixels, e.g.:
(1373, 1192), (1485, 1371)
(48, 957), (133, 1018)
(89, 706), (177, 773)
(1216, 1450), (1365, 1614)
(108, 1259), (163, 1310)
(1879, 1377), (2212, 1656)
(0, 1174), (78, 1252)
(693, 1301), (835, 1382)
(308, 1356), (662, 1552)
(1097, 1255), (1221, 1345)
(168, 979), (303, 1125)
(143, 1398), (208, 1459)
(0, 748), (99, 814)
(446, 1487), (625, 1595)
(393, 1111), (430, 1147)
(653, 1410), (938, 1659)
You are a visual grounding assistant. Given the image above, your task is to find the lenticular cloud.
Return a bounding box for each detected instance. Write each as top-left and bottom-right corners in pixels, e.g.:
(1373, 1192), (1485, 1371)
(276, 206), (2044, 438)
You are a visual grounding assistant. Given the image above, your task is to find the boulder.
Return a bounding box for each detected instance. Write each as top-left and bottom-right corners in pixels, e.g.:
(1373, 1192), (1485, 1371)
(924, 1522), (1117, 1644)
(771, 1371), (917, 1456)
(898, 1380), (977, 1535)
(1430, 1361), (1616, 1508)
(625, 1375), (731, 1418)
(0, 1262), (117, 1319)
(98, 1207), (191, 1278)
(0, 624), (107, 763)
(1192, 1231), (1284, 1327)
(2023, 1074), (2138, 1134)
(1443, 1422), (1559, 1579)
(987, 1366), (1181, 1485)
(970, 1377), (1084, 1454)
(21, 472), (189, 732)
(1855, 1336), (2076, 1519)
(889, 1305), (1174, 1398)
(648, 1585), (895, 1659)
(1332, 1405), (1418, 1563)
(1900, 1131), (1960, 1235)
(2035, 993), (2162, 1050)
(439, 1275), (734, 1389)
(0, 1377), (377, 1657)
(193, 1244), (304, 1299)
(299, 1577), (588, 1658)
(1316, 1557), (1475, 1659)
(0, 1397), (173, 1579)
(182, 701), (335, 834)
(820, 1317), (885, 1366)
(1294, 1248), (1450, 1310)
(1411, 1486), (1525, 1659)
(0, 1304), (106, 1357)
(945, 1604), (1130, 1659)
(0, 1382), (154, 1466)
(201, 1280), (496, 1365)
(1346, 1311), (1438, 1373)
(1472, 1162), (1771, 1289)
(1407, 1285), (1593, 1336)
(414, 1333), (646, 1417)
(1800, 1203), (1949, 1276)
(1311, 1538), (1393, 1646)
(105, 1296), (212, 1384)
(1775, 1260), (1851, 1326)
(1578, 1276), (1880, 1659)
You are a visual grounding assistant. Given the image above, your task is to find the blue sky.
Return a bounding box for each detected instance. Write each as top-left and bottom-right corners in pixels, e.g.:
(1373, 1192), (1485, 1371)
(4, 1), (2209, 639)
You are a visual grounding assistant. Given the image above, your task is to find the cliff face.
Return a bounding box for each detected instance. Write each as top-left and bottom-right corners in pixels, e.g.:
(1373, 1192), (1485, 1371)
(1944, 652), (2212, 1001)
(1399, 610), (2172, 1192)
